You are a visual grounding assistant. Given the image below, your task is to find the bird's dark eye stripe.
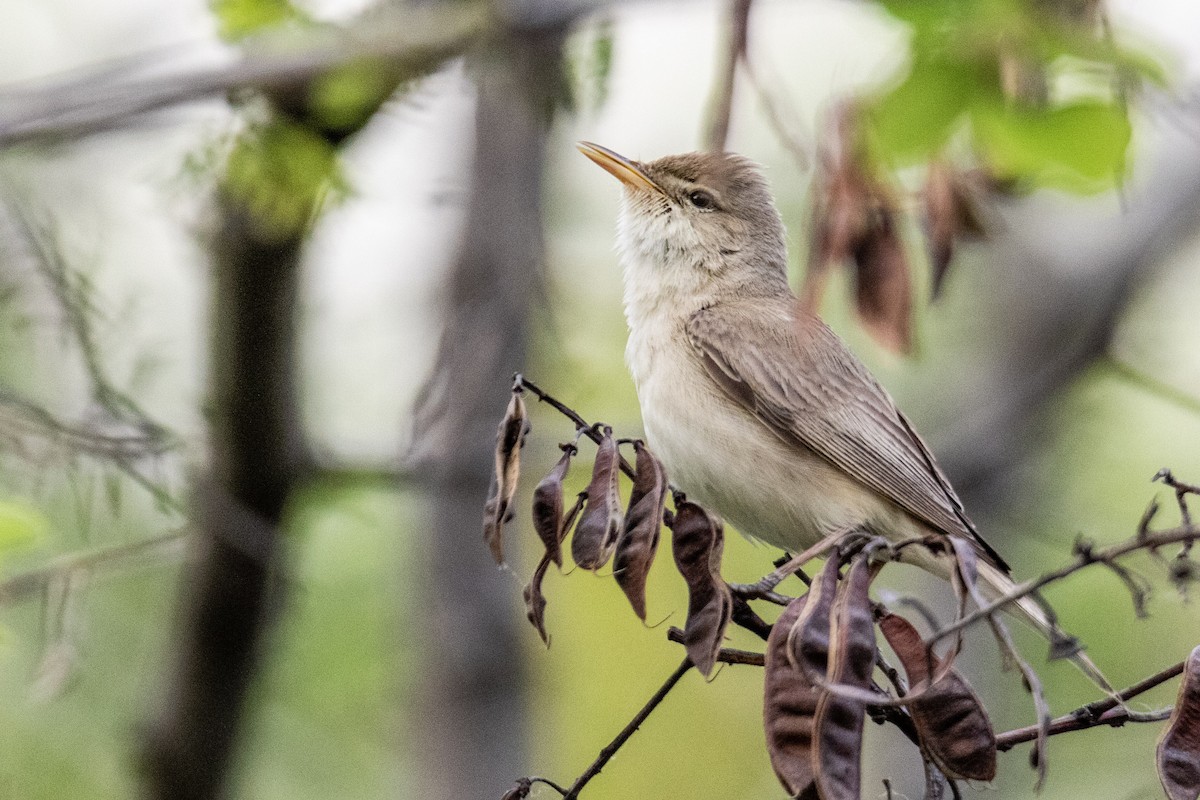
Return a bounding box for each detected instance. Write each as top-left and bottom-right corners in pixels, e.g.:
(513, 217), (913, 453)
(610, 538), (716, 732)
(688, 190), (716, 209)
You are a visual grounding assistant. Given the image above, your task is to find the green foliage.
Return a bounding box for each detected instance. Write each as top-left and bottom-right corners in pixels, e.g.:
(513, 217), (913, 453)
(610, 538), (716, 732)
(0, 499), (46, 557)
(211, 0), (308, 40)
(308, 60), (402, 135)
(866, 0), (1160, 192)
(222, 118), (347, 240)
(564, 17), (616, 115)
(972, 99), (1130, 192)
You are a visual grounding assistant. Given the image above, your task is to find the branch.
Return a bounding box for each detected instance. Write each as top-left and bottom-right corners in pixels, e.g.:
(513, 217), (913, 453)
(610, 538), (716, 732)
(561, 658), (694, 799)
(928, 522), (1200, 650)
(0, 5), (485, 148)
(995, 657), (1186, 750)
(703, 0), (752, 152)
(515, 375), (636, 480)
(0, 531), (186, 606)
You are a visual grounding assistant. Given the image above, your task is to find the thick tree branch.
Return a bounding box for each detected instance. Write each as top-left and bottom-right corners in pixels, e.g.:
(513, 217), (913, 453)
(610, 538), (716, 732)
(0, 5), (484, 148)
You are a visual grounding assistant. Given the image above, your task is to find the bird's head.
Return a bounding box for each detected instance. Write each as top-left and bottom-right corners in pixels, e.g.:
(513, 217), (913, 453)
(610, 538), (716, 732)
(577, 142), (789, 308)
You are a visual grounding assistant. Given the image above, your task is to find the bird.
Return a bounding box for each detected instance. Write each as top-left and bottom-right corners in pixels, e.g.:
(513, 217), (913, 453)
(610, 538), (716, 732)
(576, 140), (1108, 686)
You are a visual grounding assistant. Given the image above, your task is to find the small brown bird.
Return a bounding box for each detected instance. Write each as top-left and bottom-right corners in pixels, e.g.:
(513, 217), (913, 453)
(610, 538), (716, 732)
(577, 141), (1106, 683)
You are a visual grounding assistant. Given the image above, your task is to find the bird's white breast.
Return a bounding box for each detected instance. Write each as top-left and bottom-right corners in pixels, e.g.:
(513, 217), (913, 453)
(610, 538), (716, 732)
(621, 265), (914, 555)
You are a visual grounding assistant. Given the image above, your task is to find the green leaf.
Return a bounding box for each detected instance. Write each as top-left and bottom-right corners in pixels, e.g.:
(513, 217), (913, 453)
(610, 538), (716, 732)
(309, 60), (399, 135)
(211, 0), (304, 40)
(867, 56), (983, 164)
(971, 100), (1131, 192)
(223, 119), (347, 239)
(0, 500), (47, 552)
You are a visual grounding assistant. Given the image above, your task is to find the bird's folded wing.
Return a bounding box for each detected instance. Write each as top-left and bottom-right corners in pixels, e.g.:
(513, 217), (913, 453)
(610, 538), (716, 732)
(686, 301), (1009, 572)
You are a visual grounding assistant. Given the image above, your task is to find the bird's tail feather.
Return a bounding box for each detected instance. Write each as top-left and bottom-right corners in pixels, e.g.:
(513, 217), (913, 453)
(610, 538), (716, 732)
(975, 559), (1116, 695)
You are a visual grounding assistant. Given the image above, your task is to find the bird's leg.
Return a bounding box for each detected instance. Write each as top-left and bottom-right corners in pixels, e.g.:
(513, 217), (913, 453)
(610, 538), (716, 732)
(730, 526), (858, 600)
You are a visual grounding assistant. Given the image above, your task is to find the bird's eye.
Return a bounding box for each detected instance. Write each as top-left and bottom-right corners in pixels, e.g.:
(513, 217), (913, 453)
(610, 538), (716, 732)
(687, 190), (715, 210)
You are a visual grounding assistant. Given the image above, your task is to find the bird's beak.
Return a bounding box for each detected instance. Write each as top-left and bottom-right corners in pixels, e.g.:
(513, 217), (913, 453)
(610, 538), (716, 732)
(577, 141), (664, 194)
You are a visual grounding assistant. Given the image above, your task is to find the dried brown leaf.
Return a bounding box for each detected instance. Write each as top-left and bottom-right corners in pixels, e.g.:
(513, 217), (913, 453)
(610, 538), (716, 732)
(923, 161), (988, 300)
(613, 441), (668, 619)
(803, 142), (871, 316)
(483, 390), (530, 565)
(571, 426), (623, 571)
(670, 498), (731, 676)
(853, 210), (912, 354)
(813, 554), (877, 800)
(764, 594), (820, 799)
(879, 612), (997, 781)
(1159, 645), (1200, 800)
(531, 444), (575, 569)
(923, 161), (957, 300)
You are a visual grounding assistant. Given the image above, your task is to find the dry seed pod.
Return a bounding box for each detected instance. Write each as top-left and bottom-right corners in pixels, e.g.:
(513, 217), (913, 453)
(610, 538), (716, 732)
(1158, 645), (1200, 800)
(613, 441), (668, 620)
(483, 390), (530, 565)
(531, 444), (576, 569)
(878, 612), (997, 781)
(670, 498), (731, 676)
(523, 556), (553, 646)
(789, 555), (841, 674)
(571, 426), (623, 571)
(813, 554), (876, 800)
(764, 594), (820, 799)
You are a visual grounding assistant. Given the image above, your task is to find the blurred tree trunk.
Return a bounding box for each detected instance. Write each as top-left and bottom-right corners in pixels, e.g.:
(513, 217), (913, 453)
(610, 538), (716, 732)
(141, 193), (307, 800)
(408, 18), (567, 800)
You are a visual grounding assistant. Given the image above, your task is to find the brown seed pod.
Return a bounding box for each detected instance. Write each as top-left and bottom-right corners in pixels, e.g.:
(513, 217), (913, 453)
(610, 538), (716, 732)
(483, 389), (530, 565)
(763, 594), (819, 799)
(878, 612), (997, 781)
(571, 426), (623, 571)
(670, 498), (731, 676)
(531, 444), (576, 569)
(789, 555), (841, 675)
(613, 441), (668, 620)
(813, 554), (876, 800)
(523, 555), (553, 647)
(1159, 645), (1200, 800)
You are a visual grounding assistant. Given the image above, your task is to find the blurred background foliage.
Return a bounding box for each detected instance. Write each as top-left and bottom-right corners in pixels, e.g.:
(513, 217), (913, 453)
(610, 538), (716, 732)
(0, 0), (1198, 799)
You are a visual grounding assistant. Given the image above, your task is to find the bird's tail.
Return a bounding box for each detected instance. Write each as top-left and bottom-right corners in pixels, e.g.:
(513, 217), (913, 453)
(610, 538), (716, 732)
(975, 559), (1116, 695)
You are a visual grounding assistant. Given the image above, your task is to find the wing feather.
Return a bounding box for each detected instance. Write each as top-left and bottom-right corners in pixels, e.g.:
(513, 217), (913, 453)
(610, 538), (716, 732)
(687, 301), (1009, 572)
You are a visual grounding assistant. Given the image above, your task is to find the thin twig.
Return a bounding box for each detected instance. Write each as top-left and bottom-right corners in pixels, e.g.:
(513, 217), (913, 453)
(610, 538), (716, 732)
(667, 627), (765, 666)
(995, 657), (1187, 750)
(0, 531), (187, 605)
(561, 658), (694, 799)
(739, 54), (810, 171)
(515, 375), (636, 480)
(928, 523), (1200, 650)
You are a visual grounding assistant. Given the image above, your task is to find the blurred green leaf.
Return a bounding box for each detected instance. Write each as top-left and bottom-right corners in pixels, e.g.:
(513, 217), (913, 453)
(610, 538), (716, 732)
(565, 17), (616, 115)
(971, 100), (1130, 192)
(0, 499), (47, 553)
(875, 0), (977, 31)
(868, 56), (982, 164)
(211, 0), (305, 41)
(309, 60), (398, 135)
(223, 119), (347, 239)
(590, 18), (615, 110)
